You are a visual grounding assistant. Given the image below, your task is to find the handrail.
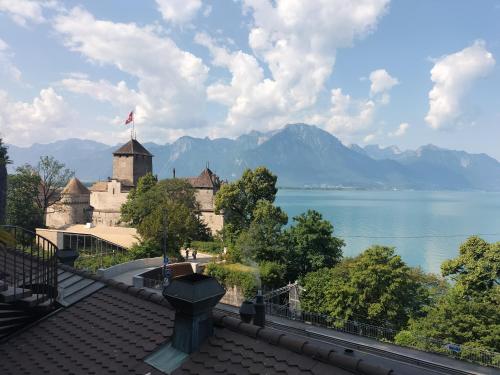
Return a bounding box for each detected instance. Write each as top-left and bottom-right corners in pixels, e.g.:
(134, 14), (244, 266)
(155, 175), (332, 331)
(0, 225), (59, 309)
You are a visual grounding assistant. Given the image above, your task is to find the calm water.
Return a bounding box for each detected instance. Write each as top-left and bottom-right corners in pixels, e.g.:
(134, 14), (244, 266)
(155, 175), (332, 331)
(276, 190), (500, 273)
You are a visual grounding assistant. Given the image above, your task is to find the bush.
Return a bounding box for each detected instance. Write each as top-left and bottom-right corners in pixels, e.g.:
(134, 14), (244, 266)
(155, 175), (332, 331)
(259, 261), (286, 289)
(74, 252), (134, 273)
(129, 239), (162, 259)
(191, 240), (223, 255)
(205, 262), (258, 299)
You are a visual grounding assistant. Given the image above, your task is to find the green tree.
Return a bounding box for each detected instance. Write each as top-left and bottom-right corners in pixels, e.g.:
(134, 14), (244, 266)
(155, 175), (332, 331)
(441, 236), (499, 295)
(300, 246), (429, 329)
(395, 237), (500, 352)
(284, 210), (344, 281)
(0, 138), (10, 224)
(259, 261), (287, 289)
(233, 201), (288, 263)
(6, 167), (44, 231)
(215, 167), (278, 238)
(121, 178), (204, 257)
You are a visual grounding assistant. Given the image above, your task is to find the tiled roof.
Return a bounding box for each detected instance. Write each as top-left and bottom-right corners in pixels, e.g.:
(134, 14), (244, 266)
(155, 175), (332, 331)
(186, 168), (221, 189)
(0, 265), (394, 375)
(89, 181), (108, 192)
(61, 178), (90, 196)
(113, 139), (152, 157)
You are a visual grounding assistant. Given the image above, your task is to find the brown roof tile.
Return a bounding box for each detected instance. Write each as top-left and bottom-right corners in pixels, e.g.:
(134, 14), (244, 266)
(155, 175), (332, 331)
(186, 168), (221, 189)
(113, 139), (152, 156)
(62, 177), (90, 195)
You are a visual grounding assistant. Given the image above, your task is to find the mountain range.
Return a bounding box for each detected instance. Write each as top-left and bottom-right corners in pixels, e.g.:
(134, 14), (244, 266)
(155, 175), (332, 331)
(6, 124), (500, 191)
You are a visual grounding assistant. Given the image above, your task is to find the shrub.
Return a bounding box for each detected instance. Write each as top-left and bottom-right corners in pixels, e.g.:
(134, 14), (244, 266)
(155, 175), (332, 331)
(191, 240), (223, 255)
(205, 262), (258, 299)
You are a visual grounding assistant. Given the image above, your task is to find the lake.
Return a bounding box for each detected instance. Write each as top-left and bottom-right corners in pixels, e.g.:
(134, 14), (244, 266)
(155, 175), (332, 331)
(275, 189), (500, 274)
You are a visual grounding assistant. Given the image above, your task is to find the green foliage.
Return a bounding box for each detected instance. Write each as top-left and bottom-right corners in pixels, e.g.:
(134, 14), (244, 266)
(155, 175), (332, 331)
(129, 238), (162, 259)
(205, 262), (258, 299)
(284, 210), (344, 281)
(121, 177), (205, 257)
(441, 236), (499, 295)
(74, 252), (134, 273)
(300, 246), (429, 329)
(259, 261), (286, 289)
(215, 167), (278, 238)
(191, 240), (223, 255)
(6, 168), (44, 231)
(395, 236), (500, 353)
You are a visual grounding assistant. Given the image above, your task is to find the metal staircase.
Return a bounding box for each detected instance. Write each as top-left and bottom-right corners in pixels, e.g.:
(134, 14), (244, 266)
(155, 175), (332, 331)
(0, 225), (58, 340)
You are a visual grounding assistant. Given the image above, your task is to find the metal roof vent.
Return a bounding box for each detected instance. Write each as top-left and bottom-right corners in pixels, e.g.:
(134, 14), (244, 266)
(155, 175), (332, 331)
(162, 273), (225, 353)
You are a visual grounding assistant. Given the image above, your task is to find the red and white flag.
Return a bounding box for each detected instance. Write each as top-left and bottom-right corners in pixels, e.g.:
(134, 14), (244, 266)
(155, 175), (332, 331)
(125, 111), (134, 125)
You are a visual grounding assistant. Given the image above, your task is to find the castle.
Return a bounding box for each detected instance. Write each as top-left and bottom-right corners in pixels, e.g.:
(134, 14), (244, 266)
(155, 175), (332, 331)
(45, 139), (224, 234)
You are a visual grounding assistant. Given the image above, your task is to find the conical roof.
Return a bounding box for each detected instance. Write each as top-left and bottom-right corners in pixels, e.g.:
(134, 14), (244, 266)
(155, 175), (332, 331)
(113, 139), (152, 156)
(62, 177), (90, 196)
(187, 168), (221, 188)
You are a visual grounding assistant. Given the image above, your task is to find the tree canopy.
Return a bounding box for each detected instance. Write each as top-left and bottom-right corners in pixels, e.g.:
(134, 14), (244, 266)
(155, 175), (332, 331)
(121, 176), (207, 257)
(284, 210), (344, 281)
(215, 167), (277, 238)
(300, 246), (438, 329)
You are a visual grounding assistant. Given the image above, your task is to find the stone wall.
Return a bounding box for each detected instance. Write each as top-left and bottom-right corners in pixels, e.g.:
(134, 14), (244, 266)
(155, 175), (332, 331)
(200, 211), (224, 235)
(45, 195), (90, 229)
(112, 154), (152, 186)
(90, 180), (128, 226)
(220, 285), (245, 307)
(195, 188), (215, 211)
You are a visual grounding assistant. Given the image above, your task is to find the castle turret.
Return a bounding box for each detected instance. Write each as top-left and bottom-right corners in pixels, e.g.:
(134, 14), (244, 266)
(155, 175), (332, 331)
(112, 139), (153, 186)
(45, 177), (91, 228)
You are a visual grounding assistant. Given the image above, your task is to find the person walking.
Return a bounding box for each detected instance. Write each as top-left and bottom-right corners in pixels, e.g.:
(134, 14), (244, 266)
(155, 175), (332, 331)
(192, 249), (197, 260)
(185, 248), (190, 260)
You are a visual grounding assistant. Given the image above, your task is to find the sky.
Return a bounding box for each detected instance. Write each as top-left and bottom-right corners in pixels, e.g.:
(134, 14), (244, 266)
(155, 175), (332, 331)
(0, 0), (499, 159)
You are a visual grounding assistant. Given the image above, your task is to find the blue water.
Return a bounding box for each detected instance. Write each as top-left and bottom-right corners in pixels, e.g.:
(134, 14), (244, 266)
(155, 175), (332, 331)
(275, 190), (500, 274)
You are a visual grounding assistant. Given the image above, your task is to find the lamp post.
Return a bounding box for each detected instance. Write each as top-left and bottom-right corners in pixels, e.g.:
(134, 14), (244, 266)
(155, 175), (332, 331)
(162, 207), (171, 287)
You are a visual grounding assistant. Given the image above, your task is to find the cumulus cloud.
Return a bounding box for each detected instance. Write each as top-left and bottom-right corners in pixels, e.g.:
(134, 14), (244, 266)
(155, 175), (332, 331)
(155, 0), (202, 24)
(197, 0), (389, 132)
(425, 40), (495, 130)
(0, 0), (57, 26)
(0, 38), (21, 82)
(369, 69), (399, 96)
(388, 122), (409, 137)
(0, 87), (75, 145)
(53, 6), (209, 140)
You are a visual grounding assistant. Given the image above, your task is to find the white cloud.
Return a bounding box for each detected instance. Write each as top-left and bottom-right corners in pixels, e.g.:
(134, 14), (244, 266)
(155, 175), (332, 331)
(369, 69), (399, 96)
(363, 133), (376, 143)
(0, 0), (57, 26)
(388, 122), (409, 137)
(0, 38), (22, 82)
(0, 87), (75, 145)
(155, 0), (202, 24)
(425, 40), (495, 130)
(197, 0), (389, 132)
(53, 6), (209, 141)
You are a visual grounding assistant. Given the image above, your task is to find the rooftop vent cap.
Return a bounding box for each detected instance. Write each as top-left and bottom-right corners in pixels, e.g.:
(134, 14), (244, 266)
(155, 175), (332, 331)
(162, 273), (225, 353)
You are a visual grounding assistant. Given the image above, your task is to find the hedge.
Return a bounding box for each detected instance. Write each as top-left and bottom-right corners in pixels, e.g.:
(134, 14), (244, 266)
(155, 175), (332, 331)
(204, 262), (258, 299)
(192, 240), (223, 255)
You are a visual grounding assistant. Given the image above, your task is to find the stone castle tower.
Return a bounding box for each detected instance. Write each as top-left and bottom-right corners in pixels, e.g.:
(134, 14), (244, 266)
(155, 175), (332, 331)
(112, 139), (153, 186)
(45, 177), (90, 228)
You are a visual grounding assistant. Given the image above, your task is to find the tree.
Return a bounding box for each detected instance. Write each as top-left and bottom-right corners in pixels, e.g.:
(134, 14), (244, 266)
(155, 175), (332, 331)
(215, 167), (278, 238)
(34, 156), (74, 216)
(441, 236), (499, 295)
(395, 236), (500, 352)
(233, 201), (288, 263)
(0, 138), (10, 224)
(284, 210), (344, 281)
(300, 246), (430, 329)
(121, 177), (205, 257)
(6, 167), (44, 231)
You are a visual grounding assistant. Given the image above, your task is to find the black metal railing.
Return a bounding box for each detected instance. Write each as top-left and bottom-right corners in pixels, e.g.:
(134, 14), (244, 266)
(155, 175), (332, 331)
(0, 225), (58, 308)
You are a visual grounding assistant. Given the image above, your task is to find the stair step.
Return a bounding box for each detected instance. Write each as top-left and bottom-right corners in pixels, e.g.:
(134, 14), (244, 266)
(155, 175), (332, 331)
(0, 316), (30, 327)
(0, 287), (32, 303)
(15, 293), (49, 308)
(0, 322), (25, 334)
(0, 280), (8, 292)
(58, 274), (83, 288)
(0, 309), (25, 318)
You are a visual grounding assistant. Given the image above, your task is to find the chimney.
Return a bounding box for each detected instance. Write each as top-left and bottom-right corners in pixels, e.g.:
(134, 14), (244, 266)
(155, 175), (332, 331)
(162, 273), (225, 353)
(173, 168), (176, 179)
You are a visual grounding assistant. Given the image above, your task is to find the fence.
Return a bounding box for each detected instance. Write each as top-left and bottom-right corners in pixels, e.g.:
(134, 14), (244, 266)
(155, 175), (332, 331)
(264, 299), (500, 368)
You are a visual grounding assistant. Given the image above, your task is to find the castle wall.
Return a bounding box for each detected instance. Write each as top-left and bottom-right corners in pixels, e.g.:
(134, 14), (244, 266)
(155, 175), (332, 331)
(45, 195), (90, 229)
(195, 188), (216, 211)
(113, 154), (152, 186)
(200, 211), (224, 235)
(90, 180), (128, 226)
